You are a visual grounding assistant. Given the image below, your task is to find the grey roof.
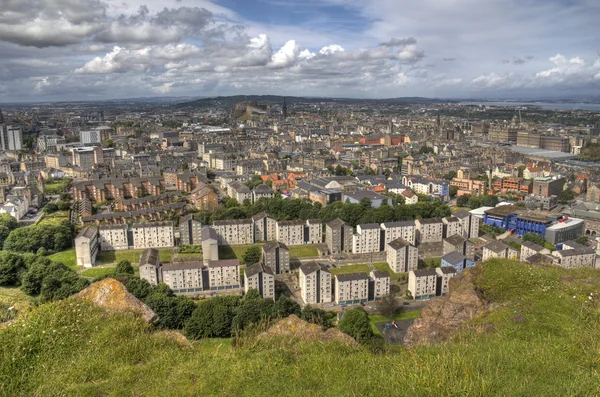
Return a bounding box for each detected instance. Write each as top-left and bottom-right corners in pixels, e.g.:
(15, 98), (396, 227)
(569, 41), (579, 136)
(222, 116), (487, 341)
(412, 268), (438, 277)
(213, 218), (252, 226)
(299, 261), (329, 275)
(326, 218), (346, 228)
(521, 240), (545, 252)
(417, 217), (443, 224)
(442, 251), (467, 264)
(201, 227), (218, 241)
(443, 216), (460, 223)
(484, 240), (509, 253)
(132, 221), (173, 228)
(277, 219), (305, 226)
(77, 226), (97, 239)
(335, 272), (369, 282)
(387, 237), (411, 250)
(437, 266), (457, 275)
(208, 259), (240, 268)
(555, 247), (595, 257)
(526, 253), (554, 264)
(140, 248), (159, 266)
(358, 223), (381, 230)
(381, 221), (415, 228)
(162, 261), (203, 271)
(445, 234), (467, 246)
(453, 209), (471, 219)
(262, 240), (288, 252)
(244, 262), (272, 277)
(370, 270), (390, 278)
(253, 184), (274, 194)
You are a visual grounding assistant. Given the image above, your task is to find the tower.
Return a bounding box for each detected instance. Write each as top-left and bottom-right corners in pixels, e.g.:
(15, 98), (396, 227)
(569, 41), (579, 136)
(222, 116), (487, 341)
(0, 108), (4, 124)
(282, 97), (288, 119)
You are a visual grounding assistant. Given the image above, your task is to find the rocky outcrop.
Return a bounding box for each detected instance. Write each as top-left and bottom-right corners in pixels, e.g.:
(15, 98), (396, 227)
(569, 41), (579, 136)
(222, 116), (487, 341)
(74, 278), (158, 324)
(156, 330), (193, 349)
(404, 270), (486, 347)
(258, 315), (357, 345)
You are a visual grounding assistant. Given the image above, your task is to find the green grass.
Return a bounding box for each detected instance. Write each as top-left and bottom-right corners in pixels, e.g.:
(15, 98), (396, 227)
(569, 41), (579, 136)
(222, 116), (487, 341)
(421, 257), (441, 268)
(80, 267), (116, 278)
(369, 310), (421, 334)
(4, 259), (600, 395)
(329, 264), (370, 275)
(43, 210), (70, 219)
(48, 249), (77, 270)
(0, 286), (31, 311)
(218, 245), (261, 262)
(97, 249), (173, 266)
(288, 245), (319, 258)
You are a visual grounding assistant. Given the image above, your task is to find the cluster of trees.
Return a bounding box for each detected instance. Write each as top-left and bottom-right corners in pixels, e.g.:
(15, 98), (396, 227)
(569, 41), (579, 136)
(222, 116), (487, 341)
(558, 189), (576, 204)
(0, 252), (89, 303)
(327, 164), (354, 176)
(522, 233), (547, 246)
(3, 220), (73, 254)
(42, 200), (71, 214)
(338, 307), (386, 353)
(242, 246), (261, 264)
(205, 196), (452, 228)
(0, 214), (20, 248)
(456, 194), (500, 209)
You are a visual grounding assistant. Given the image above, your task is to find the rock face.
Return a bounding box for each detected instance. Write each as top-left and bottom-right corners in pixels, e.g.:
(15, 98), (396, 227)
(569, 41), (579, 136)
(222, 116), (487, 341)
(74, 278), (158, 324)
(403, 270), (486, 347)
(258, 315), (357, 345)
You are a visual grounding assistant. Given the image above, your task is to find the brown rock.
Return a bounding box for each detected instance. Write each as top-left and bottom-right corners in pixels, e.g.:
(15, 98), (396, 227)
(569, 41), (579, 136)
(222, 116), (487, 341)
(74, 278), (158, 324)
(157, 330), (194, 349)
(404, 270), (486, 347)
(258, 315), (357, 345)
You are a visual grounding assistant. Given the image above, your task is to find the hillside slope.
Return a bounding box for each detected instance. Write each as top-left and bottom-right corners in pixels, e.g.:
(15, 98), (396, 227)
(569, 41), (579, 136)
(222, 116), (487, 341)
(2, 259), (600, 396)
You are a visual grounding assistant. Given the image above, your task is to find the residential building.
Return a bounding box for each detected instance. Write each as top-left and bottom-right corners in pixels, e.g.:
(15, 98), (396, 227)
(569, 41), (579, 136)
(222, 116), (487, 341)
(72, 147), (97, 170)
(139, 248), (161, 286)
(381, 221), (416, 246)
(252, 184), (275, 202)
(161, 262), (204, 294)
(0, 125), (22, 151)
(305, 219), (322, 244)
(453, 209), (480, 238)
(442, 216), (462, 238)
(520, 241), (551, 261)
(401, 190), (418, 204)
(179, 214), (202, 245)
(408, 269), (438, 300)
(334, 273), (369, 305)
(201, 227), (219, 264)
(443, 234), (475, 260)
(551, 247), (597, 269)
(252, 212), (277, 242)
(276, 219), (305, 246)
(325, 218), (352, 254)
(99, 225), (129, 251)
(299, 261), (332, 304)
(440, 251), (474, 273)
(189, 185), (218, 212)
(386, 238), (419, 273)
(208, 259), (241, 290)
(369, 270), (390, 301)
(352, 223), (381, 254)
(262, 241), (290, 274)
(80, 130), (101, 145)
(0, 195), (28, 221)
(244, 262), (275, 300)
(342, 191), (389, 207)
(415, 218), (444, 244)
(482, 240), (517, 261)
(131, 222), (174, 249)
(436, 267), (457, 296)
(74, 226), (99, 268)
(532, 177), (566, 198)
(213, 219), (254, 245)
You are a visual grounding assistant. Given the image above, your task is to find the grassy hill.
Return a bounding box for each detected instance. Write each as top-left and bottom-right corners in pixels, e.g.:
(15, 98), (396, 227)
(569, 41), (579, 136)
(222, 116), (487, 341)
(2, 259), (600, 396)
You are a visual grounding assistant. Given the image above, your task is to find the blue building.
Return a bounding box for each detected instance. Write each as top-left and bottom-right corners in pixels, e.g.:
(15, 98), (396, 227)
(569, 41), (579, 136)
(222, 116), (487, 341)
(483, 205), (553, 237)
(441, 251), (475, 273)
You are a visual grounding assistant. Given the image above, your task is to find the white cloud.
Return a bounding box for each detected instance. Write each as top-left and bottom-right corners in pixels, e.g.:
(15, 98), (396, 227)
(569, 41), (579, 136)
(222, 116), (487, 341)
(270, 40), (301, 68)
(319, 44), (345, 55)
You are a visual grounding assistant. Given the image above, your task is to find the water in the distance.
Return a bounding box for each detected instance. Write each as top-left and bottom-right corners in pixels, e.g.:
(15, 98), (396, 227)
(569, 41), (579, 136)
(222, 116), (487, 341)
(461, 101), (600, 111)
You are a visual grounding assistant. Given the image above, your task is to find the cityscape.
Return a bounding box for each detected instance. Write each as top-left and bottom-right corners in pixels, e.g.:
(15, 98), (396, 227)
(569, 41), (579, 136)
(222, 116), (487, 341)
(2, 0), (600, 396)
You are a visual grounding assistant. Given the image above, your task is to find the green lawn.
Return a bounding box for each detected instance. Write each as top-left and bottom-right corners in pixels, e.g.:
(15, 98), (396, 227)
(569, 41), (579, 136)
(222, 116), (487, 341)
(177, 253), (203, 260)
(44, 179), (72, 195)
(80, 268), (116, 279)
(421, 257), (441, 268)
(372, 262), (401, 280)
(369, 310), (422, 335)
(48, 249), (77, 270)
(0, 286), (32, 311)
(329, 264), (371, 275)
(289, 245), (319, 258)
(97, 249), (173, 266)
(218, 245), (261, 263)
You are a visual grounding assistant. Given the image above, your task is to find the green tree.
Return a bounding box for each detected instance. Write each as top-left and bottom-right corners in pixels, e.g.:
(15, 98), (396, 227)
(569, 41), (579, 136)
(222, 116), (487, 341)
(231, 290), (274, 331)
(125, 278), (152, 300)
(242, 246), (261, 264)
(115, 260), (134, 275)
(185, 300), (215, 338)
(273, 296), (301, 318)
(378, 295), (399, 318)
(43, 203), (58, 214)
(558, 189), (576, 204)
(457, 194), (471, 207)
(0, 214), (19, 248)
(574, 236), (589, 246)
(145, 293), (195, 329)
(338, 307), (373, 343)
(449, 185), (459, 198)
(301, 306), (334, 329)
(0, 252), (26, 286)
(522, 233), (546, 246)
(443, 170), (457, 180)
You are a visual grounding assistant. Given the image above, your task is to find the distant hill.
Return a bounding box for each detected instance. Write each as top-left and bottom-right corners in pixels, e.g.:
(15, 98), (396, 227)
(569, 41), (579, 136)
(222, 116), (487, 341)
(174, 95), (453, 109)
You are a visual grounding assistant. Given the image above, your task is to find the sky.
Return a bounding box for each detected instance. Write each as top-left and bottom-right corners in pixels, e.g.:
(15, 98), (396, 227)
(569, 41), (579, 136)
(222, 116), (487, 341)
(1, 0), (600, 102)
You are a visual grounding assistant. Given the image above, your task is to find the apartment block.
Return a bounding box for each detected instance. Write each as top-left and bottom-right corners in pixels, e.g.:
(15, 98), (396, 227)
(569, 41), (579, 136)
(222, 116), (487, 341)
(441, 251), (475, 273)
(305, 219), (323, 244)
(325, 218), (353, 254)
(381, 221), (416, 246)
(415, 218), (444, 244)
(334, 273), (369, 305)
(408, 269), (438, 300)
(161, 262), (204, 294)
(436, 267), (457, 296)
(179, 214), (202, 245)
(386, 238), (419, 273)
(352, 223), (381, 254)
(252, 212), (277, 242)
(139, 248), (161, 286)
(453, 210), (480, 239)
(520, 241), (550, 261)
(369, 270), (390, 301)
(213, 219), (254, 245)
(201, 227), (219, 264)
(276, 220), (305, 246)
(552, 247), (597, 269)
(443, 234), (475, 260)
(208, 259), (241, 290)
(244, 262), (275, 300)
(99, 224), (129, 251)
(299, 261), (332, 304)
(131, 222), (174, 249)
(74, 226), (99, 268)
(262, 241), (290, 274)
(442, 216), (462, 238)
(482, 240), (517, 261)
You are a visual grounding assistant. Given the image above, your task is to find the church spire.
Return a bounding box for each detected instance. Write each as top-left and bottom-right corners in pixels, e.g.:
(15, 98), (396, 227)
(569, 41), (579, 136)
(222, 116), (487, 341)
(282, 97), (288, 119)
(0, 108), (4, 124)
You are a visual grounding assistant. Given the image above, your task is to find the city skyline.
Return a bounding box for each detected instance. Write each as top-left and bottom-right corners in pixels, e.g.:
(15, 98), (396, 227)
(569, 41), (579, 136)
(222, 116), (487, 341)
(1, 0), (600, 101)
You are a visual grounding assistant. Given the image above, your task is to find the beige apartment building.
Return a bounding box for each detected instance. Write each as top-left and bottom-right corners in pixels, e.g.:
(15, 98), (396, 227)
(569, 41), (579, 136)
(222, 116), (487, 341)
(201, 227), (219, 264)
(552, 247), (597, 269)
(262, 241), (290, 274)
(161, 262), (204, 294)
(325, 218), (353, 254)
(276, 220), (305, 246)
(305, 219), (323, 244)
(386, 237), (419, 273)
(520, 241), (551, 261)
(334, 273), (369, 305)
(99, 224), (129, 251)
(252, 212), (277, 242)
(408, 269), (438, 300)
(453, 210), (480, 239)
(74, 226), (99, 268)
(244, 262), (275, 300)
(442, 216), (463, 239)
(482, 240), (518, 261)
(436, 267), (457, 296)
(415, 218), (444, 244)
(381, 221), (416, 246)
(213, 219), (254, 245)
(352, 223), (381, 254)
(131, 221), (174, 249)
(139, 248), (161, 286)
(299, 261), (332, 304)
(208, 259), (241, 290)
(369, 270), (390, 300)
(443, 234), (475, 261)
